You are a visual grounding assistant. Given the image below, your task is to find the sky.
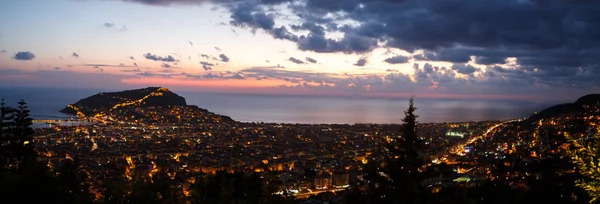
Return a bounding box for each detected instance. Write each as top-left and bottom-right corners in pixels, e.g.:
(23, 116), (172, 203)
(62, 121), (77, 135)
(1, 0), (599, 101)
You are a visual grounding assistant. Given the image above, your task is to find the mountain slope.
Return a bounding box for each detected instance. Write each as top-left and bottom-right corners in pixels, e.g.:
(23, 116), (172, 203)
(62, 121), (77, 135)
(60, 87), (186, 116)
(525, 93), (600, 123)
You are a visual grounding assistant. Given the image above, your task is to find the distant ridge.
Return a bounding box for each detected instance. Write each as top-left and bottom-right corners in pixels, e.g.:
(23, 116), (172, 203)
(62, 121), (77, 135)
(525, 93), (600, 123)
(60, 87), (186, 116)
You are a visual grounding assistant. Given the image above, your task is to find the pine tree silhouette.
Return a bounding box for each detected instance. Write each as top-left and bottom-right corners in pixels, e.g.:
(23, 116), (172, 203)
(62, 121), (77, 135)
(359, 97), (428, 204)
(11, 99), (35, 170)
(0, 97), (15, 168)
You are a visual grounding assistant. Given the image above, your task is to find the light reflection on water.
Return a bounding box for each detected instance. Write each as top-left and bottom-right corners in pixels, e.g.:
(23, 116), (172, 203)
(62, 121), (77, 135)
(32, 121), (95, 129)
(0, 87), (560, 124)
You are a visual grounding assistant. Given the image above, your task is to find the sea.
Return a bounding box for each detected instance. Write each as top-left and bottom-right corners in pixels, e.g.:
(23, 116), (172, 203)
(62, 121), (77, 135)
(0, 87), (559, 124)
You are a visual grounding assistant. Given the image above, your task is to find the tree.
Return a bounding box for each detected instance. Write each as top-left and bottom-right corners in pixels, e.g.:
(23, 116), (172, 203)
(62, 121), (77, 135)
(11, 99), (35, 170)
(565, 128), (600, 203)
(0, 97), (15, 168)
(387, 97), (428, 203)
(358, 97), (428, 204)
(191, 171), (290, 204)
(57, 157), (95, 204)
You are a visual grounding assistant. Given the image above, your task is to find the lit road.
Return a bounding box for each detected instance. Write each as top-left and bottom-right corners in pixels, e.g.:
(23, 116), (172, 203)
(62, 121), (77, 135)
(431, 119), (521, 163)
(292, 188), (346, 199)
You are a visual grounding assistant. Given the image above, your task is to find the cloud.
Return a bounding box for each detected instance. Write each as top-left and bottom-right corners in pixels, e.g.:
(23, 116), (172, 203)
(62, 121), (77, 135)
(219, 54), (230, 62)
(305, 57), (317, 63)
(101, 22), (127, 31)
(54, 67), (60, 70)
(72, 52), (79, 58)
(109, 0), (600, 94)
(229, 2), (275, 30)
(412, 50), (470, 63)
(474, 56), (506, 65)
(353, 58), (367, 67)
(200, 54), (210, 59)
(200, 61), (215, 70)
(161, 63), (172, 68)
(121, 69), (141, 74)
(451, 64), (478, 75)
(129, 56), (135, 60)
(13, 51), (35, 60)
(214, 46), (222, 52)
(143, 53), (176, 62)
(384, 55), (410, 64)
(200, 61), (215, 66)
(103, 22), (115, 28)
(182, 72), (246, 80)
(133, 63), (138, 67)
(288, 57), (305, 64)
(83, 63), (135, 68)
(0, 50), (6, 54)
(0, 69), (130, 89)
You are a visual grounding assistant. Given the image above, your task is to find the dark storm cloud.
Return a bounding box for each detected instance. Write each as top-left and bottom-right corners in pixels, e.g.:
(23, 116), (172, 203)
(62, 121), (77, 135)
(296, 33), (378, 54)
(288, 57), (304, 64)
(114, 0), (600, 91)
(229, 2), (275, 30)
(475, 56), (506, 65)
(272, 26), (298, 41)
(353, 58), (367, 67)
(305, 57), (317, 63)
(451, 64), (479, 75)
(143, 53), (176, 62)
(219, 54), (230, 62)
(384, 55), (410, 64)
(13, 52), (35, 60)
(412, 50), (471, 63)
(291, 22), (326, 36)
(72, 52), (79, 58)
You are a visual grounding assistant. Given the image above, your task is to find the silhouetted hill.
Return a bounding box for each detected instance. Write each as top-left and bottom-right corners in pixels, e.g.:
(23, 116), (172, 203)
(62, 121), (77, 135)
(60, 87), (235, 124)
(60, 87), (186, 116)
(525, 93), (600, 123)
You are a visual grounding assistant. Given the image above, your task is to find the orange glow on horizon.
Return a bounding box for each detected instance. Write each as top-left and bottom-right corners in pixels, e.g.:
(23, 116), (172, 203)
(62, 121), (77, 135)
(121, 77), (291, 89)
(121, 76), (535, 100)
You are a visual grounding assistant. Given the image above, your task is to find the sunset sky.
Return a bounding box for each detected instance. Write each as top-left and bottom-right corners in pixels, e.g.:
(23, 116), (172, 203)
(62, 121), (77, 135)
(1, 0), (599, 101)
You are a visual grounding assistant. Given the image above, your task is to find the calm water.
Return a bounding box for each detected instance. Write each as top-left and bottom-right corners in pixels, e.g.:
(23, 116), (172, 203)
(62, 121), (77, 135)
(0, 87), (558, 124)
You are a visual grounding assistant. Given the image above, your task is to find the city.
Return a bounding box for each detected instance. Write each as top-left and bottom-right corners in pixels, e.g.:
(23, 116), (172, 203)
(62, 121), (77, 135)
(2, 0), (600, 203)
(16, 87), (598, 203)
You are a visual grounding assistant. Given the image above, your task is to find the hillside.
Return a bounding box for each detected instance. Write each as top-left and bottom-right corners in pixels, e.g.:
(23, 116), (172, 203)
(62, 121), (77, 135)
(60, 87), (186, 116)
(525, 93), (600, 123)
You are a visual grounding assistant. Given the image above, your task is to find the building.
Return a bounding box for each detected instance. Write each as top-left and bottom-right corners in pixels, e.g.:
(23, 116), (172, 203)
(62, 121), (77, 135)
(314, 175), (332, 190)
(332, 173), (349, 188)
